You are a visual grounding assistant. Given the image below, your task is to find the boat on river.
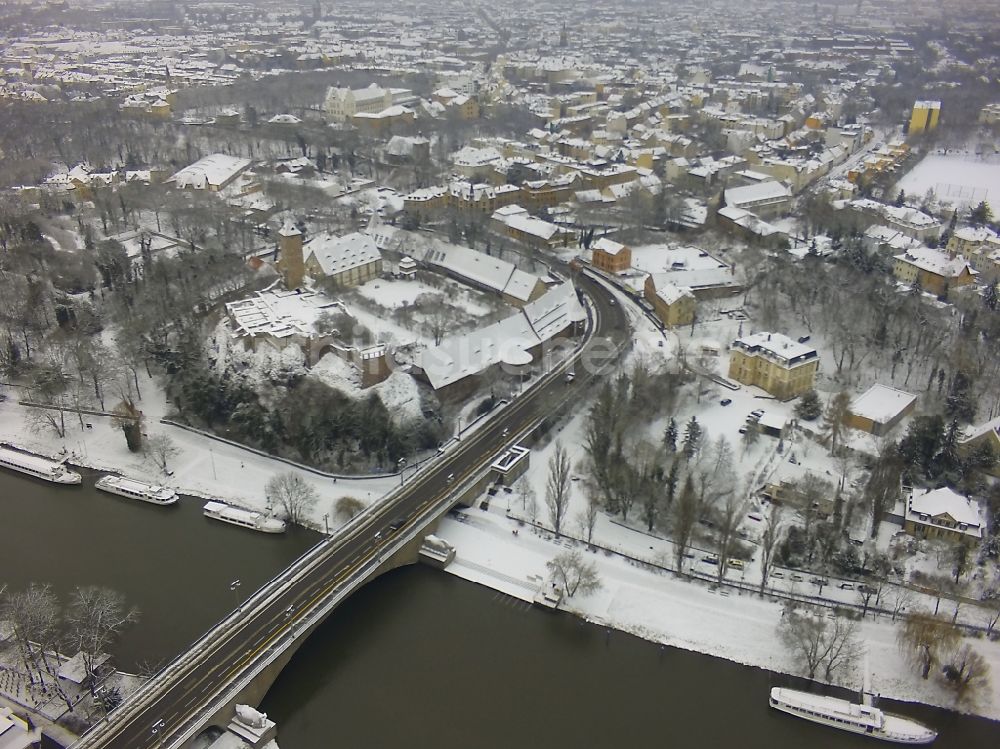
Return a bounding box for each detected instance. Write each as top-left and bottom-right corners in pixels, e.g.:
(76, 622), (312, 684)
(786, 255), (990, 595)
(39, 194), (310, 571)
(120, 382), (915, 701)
(769, 687), (936, 744)
(0, 445), (82, 485)
(95, 474), (177, 505)
(203, 501), (286, 534)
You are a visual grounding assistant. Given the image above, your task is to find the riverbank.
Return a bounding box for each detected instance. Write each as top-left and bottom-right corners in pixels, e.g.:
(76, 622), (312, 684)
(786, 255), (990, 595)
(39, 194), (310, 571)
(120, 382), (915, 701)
(435, 504), (1000, 723)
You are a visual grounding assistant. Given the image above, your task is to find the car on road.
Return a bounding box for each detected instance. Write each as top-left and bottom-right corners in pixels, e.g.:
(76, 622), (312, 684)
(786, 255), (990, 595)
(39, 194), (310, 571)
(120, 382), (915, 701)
(810, 577), (829, 586)
(738, 427), (748, 434)
(720, 398), (732, 406)
(388, 517), (406, 532)
(565, 371), (575, 383)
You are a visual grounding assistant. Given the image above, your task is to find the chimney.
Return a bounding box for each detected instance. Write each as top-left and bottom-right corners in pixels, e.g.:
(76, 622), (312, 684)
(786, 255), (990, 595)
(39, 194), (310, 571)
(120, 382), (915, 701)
(277, 221), (305, 288)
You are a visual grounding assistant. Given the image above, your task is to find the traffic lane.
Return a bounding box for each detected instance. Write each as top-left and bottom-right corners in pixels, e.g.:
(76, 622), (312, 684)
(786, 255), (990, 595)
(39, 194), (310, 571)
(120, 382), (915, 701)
(97, 285), (631, 748)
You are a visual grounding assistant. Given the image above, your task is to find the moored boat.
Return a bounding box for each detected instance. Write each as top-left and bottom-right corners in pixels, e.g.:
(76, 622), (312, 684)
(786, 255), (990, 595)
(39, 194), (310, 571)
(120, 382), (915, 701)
(203, 501), (286, 534)
(95, 474), (177, 505)
(0, 445), (82, 485)
(769, 687), (936, 744)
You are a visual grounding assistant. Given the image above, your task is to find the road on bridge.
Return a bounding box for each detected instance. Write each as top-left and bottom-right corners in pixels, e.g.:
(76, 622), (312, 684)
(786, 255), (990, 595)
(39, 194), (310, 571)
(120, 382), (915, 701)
(74, 273), (628, 749)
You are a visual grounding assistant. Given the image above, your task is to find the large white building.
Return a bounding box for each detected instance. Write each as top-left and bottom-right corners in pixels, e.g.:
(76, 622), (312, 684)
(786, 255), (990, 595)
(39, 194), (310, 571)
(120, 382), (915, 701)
(324, 84), (392, 121)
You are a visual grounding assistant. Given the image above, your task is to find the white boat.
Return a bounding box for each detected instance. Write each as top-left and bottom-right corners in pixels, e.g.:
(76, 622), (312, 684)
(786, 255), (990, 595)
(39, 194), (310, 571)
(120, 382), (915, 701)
(0, 445), (82, 485)
(203, 501), (286, 534)
(95, 475), (177, 505)
(769, 687), (936, 744)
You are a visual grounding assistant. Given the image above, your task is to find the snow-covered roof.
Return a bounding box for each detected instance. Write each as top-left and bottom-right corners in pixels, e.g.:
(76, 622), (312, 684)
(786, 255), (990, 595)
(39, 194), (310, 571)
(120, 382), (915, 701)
(168, 153), (251, 189)
(849, 384), (916, 424)
(593, 237), (627, 256)
(418, 283), (583, 390)
(724, 180), (791, 208)
(906, 487), (983, 538)
(419, 243), (541, 303)
(960, 415), (1000, 445)
(893, 246), (976, 279)
(306, 232), (381, 277)
(731, 332), (817, 366)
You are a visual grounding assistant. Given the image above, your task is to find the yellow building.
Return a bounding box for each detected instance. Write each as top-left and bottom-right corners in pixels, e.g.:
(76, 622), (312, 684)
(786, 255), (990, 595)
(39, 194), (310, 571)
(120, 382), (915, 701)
(908, 100), (940, 135)
(643, 274), (696, 328)
(892, 247), (977, 298)
(903, 487), (983, 546)
(728, 332), (818, 399)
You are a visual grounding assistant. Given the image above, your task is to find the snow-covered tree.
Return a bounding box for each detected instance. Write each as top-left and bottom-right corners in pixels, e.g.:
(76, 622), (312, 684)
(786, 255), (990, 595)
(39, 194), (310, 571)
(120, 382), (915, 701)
(546, 550), (601, 598)
(545, 442), (572, 535)
(265, 472), (319, 525)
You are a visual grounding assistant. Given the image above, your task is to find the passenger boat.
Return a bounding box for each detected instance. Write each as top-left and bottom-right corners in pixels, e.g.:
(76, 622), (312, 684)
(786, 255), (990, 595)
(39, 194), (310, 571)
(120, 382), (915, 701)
(0, 445), (82, 485)
(95, 474), (177, 505)
(769, 687), (936, 744)
(203, 501), (286, 534)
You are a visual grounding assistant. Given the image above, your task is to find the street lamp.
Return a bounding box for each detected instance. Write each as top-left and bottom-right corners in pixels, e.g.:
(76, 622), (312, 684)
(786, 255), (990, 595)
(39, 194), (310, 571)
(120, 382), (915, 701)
(397, 457), (407, 486)
(209, 443), (217, 481)
(323, 513), (329, 534)
(230, 579), (241, 611)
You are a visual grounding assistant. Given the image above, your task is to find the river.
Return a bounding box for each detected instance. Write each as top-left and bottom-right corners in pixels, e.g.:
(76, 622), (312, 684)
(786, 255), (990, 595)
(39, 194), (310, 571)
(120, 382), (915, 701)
(1, 468), (998, 748)
(0, 467), (318, 671)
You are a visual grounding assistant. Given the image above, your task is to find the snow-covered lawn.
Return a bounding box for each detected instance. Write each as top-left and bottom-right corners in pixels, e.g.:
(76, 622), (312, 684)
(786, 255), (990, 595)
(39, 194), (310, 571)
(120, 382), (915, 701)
(897, 150), (1000, 210)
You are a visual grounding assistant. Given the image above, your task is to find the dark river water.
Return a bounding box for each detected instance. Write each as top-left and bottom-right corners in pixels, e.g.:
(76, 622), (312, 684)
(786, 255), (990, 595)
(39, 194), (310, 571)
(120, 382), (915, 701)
(1, 468), (998, 748)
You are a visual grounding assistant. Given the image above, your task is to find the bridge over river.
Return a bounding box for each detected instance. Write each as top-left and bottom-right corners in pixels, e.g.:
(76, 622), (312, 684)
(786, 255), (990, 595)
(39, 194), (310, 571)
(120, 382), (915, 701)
(71, 275), (626, 749)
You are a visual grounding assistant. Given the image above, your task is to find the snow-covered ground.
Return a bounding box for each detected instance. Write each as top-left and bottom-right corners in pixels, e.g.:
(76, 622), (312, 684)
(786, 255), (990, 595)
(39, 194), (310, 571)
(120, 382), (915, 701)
(896, 150), (1000, 210)
(0, 375), (399, 534)
(437, 505), (1000, 721)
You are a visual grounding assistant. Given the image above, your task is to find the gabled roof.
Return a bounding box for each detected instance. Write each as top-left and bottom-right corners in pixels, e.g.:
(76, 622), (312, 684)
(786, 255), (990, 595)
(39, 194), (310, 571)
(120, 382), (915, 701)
(906, 487), (982, 536)
(305, 232), (381, 276)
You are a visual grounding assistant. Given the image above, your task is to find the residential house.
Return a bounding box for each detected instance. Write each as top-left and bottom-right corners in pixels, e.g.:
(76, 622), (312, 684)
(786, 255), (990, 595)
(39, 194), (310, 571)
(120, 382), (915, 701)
(903, 487), (983, 545)
(728, 332), (818, 398)
(892, 247), (977, 298)
(643, 274), (696, 328)
(491, 205), (567, 251)
(591, 237), (631, 274)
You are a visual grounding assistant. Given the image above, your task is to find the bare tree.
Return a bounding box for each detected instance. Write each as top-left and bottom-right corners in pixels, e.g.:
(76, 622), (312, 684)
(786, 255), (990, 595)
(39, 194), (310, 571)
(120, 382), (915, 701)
(940, 644), (991, 706)
(576, 487), (600, 545)
(886, 585), (915, 623)
(714, 487), (748, 583)
(897, 612), (961, 680)
(759, 505), (783, 596)
(66, 586), (140, 697)
(335, 496), (365, 522)
(143, 433), (179, 474)
(778, 603), (863, 681)
(265, 472), (319, 525)
(672, 475), (700, 572)
(545, 442), (572, 535)
(546, 550), (602, 599)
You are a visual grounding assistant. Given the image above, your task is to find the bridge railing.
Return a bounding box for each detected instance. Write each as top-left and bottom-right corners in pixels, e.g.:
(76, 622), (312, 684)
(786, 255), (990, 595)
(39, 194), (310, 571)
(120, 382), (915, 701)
(76, 281), (615, 747)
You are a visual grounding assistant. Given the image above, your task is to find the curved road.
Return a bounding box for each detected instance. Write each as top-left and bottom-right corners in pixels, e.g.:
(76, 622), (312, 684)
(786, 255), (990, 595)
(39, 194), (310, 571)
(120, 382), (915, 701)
(74, 275), (627, 749)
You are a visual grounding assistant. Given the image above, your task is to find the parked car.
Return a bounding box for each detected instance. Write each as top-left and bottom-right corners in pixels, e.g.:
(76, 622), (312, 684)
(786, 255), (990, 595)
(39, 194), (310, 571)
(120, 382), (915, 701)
(838, 582), (855, 590)
(750, 409), (765, 418)
(810, 577), (829, 586)
(702, 554), (719, 565)
(728, 559), (745, 570)
(770, 571), (784, 578)
(720, 398), (733, 406)
(790, 574), (804, 582)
